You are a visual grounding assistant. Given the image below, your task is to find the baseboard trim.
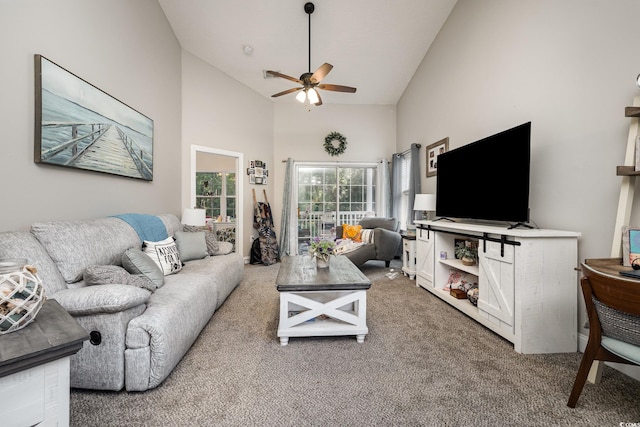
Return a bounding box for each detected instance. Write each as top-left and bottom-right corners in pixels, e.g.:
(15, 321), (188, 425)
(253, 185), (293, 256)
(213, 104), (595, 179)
(578, 332), (640, 381)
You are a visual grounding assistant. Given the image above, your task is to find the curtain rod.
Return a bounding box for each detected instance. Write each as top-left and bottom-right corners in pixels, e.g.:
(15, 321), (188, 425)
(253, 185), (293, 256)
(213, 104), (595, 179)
(399, 143), (421, 156)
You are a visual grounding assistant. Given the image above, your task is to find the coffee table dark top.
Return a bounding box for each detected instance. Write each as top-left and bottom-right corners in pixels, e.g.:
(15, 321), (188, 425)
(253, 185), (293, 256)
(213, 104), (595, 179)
(276, 256), (371, 292)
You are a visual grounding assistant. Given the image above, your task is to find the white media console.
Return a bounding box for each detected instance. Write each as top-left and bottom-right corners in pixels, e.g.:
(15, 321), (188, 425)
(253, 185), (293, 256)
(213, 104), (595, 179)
(415, 220), (580, 354)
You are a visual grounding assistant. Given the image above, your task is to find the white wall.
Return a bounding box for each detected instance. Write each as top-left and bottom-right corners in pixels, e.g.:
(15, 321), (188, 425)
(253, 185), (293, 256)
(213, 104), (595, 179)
(398, 0), (640, 337)
(0, 0), (182, 231)
(272, 103), (397, 245)
(181, 52), (274, 257)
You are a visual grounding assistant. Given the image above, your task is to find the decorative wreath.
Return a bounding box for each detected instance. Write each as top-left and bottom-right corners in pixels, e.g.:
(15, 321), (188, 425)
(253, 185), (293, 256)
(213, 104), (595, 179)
(324, 132), (348, 156)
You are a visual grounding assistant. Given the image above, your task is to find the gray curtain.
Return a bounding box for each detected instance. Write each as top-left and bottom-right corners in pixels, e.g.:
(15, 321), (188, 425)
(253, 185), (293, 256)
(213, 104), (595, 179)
(279, 158), (293, 256)
(408, 142), (421, 225)
(381, 159), (392, 218)
(391, 143), (422, 228)
(391, 153), (403, 222)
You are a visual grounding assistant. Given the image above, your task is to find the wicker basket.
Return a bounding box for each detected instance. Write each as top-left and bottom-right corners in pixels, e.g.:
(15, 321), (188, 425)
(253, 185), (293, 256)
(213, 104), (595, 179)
(0, 259), (46, 334)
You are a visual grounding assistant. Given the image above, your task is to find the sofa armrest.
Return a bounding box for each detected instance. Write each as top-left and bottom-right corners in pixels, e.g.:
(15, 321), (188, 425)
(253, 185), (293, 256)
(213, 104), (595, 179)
(52, 285), (151, 316)
(374, 228), (402, 260)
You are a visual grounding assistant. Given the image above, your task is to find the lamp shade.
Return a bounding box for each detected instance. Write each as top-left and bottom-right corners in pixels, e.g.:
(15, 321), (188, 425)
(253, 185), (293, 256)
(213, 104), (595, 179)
(182, 208), (206, 226)
(414, 194), (436, 211)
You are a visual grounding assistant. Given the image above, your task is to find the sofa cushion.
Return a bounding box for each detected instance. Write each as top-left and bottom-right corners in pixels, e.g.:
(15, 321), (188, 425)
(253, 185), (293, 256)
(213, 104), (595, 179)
(143, 237), (182, 275)
(359, 217), (398, 231)
(0, 231), (68, 294)
(174, 231), (208, 261)
(53, 285), (150, 316)
(210, 241), (234, 256)
(31, 218), (141, 283)
(122, 249), (164, 290)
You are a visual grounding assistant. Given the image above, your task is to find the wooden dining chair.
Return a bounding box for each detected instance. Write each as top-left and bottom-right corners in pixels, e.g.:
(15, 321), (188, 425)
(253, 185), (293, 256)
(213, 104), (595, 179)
(567, 262), (640, 407)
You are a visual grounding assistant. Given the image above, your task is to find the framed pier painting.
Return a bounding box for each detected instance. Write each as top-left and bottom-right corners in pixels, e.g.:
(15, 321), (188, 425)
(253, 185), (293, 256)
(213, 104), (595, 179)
(34, 54), (154, 181)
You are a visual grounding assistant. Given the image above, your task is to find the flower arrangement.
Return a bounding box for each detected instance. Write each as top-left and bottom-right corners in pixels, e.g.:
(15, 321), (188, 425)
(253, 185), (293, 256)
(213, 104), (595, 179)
(309, 237), (336, 262)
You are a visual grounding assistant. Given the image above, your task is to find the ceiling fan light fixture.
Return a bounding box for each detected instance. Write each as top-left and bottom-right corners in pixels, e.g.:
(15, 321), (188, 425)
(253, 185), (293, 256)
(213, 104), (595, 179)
(307, 88), (319, 104)
(266, 1), (356, 106)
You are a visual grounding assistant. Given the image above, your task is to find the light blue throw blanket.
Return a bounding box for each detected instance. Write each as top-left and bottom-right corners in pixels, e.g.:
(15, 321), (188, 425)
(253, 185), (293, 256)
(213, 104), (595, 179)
(113, 214), (168, 242)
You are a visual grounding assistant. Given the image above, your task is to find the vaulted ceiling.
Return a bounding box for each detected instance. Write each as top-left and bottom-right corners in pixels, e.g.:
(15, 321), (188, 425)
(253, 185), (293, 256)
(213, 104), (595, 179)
(158, 0), (457, 105)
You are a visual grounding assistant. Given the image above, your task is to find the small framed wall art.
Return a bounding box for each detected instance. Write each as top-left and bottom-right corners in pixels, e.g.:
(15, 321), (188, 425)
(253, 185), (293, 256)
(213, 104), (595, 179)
(247, 160), (267, 185)
(426, 137), (449, 177)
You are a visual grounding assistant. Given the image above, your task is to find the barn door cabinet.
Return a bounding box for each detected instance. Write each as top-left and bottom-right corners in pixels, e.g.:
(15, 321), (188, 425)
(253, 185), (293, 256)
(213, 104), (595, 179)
(415, 220), (580, 354)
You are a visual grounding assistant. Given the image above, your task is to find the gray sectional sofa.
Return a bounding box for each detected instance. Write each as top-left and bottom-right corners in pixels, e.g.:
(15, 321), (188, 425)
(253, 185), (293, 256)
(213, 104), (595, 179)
(0, 213), (244, 391)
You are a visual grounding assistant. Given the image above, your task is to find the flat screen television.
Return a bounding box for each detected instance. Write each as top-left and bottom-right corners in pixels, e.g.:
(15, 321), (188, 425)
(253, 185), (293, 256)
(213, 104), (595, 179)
(435, 121), (531, 224)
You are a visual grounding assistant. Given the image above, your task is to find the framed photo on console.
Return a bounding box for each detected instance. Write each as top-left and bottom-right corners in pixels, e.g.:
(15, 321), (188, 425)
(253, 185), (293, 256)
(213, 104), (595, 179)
(426, 137), (448, 177)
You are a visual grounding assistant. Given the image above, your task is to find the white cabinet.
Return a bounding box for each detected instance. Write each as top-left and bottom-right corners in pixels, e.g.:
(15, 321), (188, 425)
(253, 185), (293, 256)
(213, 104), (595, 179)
(414, 220), (580, 354)
(401, 236), (417, 279)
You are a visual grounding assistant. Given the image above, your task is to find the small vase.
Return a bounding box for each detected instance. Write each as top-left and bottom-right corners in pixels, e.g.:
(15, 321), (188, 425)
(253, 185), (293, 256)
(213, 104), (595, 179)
(316, 257), (330, 268)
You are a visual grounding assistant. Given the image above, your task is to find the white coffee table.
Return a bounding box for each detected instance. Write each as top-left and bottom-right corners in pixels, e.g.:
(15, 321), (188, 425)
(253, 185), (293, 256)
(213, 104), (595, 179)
(275, 256), (371, 346)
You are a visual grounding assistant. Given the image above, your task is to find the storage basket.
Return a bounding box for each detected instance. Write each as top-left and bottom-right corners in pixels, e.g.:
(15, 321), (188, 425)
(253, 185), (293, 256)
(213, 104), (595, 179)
(0, 259), (46, 334)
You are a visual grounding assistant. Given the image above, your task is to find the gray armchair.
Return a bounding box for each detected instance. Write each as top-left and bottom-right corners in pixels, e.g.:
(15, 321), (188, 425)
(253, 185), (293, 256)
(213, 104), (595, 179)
(336, 217), (401, 267)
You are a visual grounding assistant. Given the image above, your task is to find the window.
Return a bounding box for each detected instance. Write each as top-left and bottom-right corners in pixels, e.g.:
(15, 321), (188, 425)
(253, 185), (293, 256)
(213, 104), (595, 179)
(296, 164), (378, 253)
(196, 172), (236, 220)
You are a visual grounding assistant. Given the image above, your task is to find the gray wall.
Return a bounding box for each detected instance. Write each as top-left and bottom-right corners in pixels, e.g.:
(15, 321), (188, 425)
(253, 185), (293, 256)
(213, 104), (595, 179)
(397, 0), (640, 339)
(0, 0), (182, 231)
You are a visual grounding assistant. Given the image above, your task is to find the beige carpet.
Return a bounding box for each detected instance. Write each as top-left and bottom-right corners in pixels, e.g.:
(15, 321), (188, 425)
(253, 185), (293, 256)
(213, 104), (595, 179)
(70, 260), (640, 426)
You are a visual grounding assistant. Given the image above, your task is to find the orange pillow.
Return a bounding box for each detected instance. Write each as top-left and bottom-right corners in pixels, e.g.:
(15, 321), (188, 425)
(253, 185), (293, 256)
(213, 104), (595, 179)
(342, 224), (363, 242)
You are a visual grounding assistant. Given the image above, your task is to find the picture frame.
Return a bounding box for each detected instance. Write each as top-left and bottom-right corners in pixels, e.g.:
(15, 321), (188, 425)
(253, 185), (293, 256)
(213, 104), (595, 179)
(426, 137), (449, 177)
(34, 55), (154, 181)
(622, 226), (640, 266)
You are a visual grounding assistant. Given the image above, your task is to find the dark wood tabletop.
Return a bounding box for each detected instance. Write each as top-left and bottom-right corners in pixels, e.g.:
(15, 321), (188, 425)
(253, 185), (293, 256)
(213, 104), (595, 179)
(0, 299), (88, 378)
(583, 257), (633, 276)
(276, 255), (371, 292)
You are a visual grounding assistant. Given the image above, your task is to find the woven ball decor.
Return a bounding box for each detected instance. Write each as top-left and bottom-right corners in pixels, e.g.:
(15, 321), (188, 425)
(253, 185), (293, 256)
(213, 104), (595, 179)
(0, 259), (46, 334)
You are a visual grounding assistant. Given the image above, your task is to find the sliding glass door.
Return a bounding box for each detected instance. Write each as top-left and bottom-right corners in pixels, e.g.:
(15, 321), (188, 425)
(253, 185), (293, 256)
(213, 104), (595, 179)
(296, 164), (377, 254)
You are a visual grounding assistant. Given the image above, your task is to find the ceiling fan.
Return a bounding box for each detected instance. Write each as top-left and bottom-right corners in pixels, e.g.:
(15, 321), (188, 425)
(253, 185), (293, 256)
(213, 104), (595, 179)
(266, 2), (357, 106)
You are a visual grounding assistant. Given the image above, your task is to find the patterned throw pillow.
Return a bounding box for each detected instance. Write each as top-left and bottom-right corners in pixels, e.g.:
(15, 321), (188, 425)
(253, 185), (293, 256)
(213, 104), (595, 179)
(143, 237), (182, 275)
(342, 224), (363, 242)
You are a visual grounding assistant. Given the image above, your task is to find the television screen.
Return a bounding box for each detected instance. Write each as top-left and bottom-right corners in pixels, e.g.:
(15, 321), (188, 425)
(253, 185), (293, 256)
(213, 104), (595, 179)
(435, 122), (531, 224)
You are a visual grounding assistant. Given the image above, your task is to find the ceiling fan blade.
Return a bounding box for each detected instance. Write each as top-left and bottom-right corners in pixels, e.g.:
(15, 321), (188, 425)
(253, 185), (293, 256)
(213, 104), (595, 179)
(266, 70), (302, 84)
(271, 87), (303, 98)
(317, 84), (357, 93)
(314, 90), (323, 106)
(310, 63), (333, 83)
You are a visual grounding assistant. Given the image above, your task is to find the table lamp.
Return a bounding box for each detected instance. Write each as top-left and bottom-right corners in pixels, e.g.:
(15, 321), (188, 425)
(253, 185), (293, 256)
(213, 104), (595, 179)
(414, 194), (436, 220)
(182, 208), (206, 226)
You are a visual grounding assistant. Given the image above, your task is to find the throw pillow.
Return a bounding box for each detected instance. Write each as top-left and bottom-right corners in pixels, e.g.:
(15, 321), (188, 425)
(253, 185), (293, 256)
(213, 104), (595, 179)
(121, 248), (165, 290)
(84, 264), (157, 292)
(143, 237), (182, 275)
(183, 224), (219, 256)
(83, 265), (129, 286)
(342, 224), (363, 242)
(174, 231), (208, 261)
(210, 241), (234, 256)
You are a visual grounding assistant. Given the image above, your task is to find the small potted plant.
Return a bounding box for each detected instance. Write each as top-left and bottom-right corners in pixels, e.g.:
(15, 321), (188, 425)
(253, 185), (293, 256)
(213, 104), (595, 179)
(454, 240), (478, 266)
(309, 237), (336, 268)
